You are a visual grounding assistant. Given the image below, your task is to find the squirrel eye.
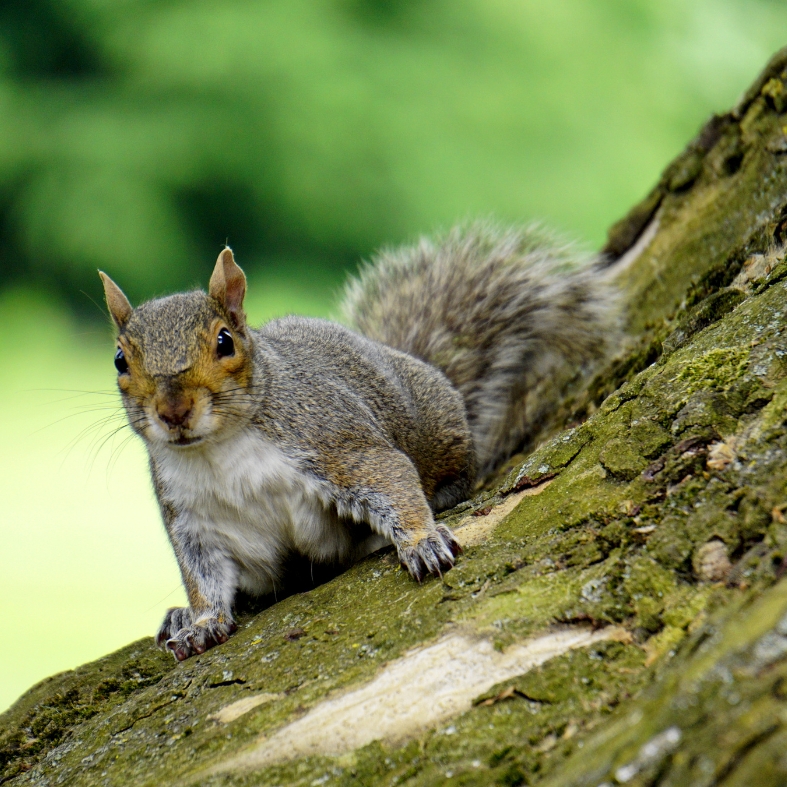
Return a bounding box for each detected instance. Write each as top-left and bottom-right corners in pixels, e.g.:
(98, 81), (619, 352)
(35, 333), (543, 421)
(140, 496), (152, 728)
(216, 328), (235, 358)
(114, 347), (129, 374)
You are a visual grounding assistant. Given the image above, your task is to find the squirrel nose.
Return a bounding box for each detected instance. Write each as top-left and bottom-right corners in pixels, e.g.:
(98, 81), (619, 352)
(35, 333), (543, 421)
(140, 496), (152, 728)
(157, 397), (193, 428)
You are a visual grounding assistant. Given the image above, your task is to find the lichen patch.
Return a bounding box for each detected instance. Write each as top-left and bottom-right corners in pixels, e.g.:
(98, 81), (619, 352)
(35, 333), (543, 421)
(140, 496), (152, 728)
(208, 692), (284, 724)
(454, 481), (554, 547)
(218, 625), (625, 773)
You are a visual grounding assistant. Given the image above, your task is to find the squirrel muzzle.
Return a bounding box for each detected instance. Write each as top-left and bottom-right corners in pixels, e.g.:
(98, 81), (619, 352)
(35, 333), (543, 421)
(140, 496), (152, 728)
(155, 393), (194, 430)
(149, 381), (211, 445)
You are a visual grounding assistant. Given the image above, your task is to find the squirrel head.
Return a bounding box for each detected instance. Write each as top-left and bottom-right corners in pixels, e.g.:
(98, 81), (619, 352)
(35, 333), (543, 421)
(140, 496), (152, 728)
(99, 247), (257, 449)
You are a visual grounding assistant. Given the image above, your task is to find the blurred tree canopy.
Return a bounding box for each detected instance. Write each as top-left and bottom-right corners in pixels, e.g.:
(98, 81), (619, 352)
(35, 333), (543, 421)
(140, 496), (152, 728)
(0, 0), (785, 309)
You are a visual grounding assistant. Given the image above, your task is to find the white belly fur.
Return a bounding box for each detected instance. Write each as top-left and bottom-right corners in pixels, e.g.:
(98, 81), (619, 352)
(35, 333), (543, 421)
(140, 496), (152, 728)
(152, 430), (371, 594)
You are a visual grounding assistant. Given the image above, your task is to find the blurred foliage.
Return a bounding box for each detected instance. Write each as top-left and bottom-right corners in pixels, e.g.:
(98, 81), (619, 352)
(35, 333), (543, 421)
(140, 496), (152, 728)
(0, 0), (785, 310)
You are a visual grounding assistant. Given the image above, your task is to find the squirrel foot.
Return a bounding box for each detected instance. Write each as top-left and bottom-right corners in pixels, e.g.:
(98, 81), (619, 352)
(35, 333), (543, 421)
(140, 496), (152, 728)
(156, 607), (237, 661)
(155, 606), (192, 648)
(399, 524), (461, 582)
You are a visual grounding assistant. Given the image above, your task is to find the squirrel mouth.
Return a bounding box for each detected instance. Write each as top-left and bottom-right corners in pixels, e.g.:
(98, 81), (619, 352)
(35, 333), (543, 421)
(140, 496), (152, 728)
(169, 434), (204, 447)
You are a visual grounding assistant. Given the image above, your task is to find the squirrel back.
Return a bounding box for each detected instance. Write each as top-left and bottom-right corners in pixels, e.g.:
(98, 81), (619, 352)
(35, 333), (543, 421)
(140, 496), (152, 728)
(341, 223), (617, 475)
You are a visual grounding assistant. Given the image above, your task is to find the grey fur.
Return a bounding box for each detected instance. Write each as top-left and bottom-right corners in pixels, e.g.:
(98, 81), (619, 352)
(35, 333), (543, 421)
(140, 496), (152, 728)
(341, 223), (618, 475)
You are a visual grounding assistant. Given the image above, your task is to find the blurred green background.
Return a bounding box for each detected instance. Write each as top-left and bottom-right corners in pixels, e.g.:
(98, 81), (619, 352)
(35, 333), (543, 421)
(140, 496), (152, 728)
(1, 0), (786, 712)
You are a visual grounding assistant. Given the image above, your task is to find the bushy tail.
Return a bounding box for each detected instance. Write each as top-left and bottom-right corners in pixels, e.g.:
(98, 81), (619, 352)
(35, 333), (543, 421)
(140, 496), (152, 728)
(340, 223), (618, 476)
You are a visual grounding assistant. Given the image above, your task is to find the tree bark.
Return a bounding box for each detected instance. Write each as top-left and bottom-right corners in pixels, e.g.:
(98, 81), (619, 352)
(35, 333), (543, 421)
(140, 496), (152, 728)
(4, 47), (787, 787)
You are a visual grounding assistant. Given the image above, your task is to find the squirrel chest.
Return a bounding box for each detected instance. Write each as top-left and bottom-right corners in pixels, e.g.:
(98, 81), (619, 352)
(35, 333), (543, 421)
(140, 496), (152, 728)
(151, 430), (361, 594)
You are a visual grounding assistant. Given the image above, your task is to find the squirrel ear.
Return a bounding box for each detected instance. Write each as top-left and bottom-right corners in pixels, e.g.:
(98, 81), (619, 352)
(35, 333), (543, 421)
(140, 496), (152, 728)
(209, 246), (247, 329)
(98, 271), (133, 329)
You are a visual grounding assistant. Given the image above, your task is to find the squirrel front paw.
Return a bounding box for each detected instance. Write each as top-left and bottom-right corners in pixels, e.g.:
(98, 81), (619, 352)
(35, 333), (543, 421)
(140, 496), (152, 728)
(155, 606), (193, 648)
(399, 524), (461, 582)
(155, 607), (237, 661)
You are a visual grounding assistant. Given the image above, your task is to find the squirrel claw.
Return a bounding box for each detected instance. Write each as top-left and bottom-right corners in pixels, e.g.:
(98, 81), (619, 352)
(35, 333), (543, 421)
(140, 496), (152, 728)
(400, 525), (460, 581)
(439, 525), (463, 558)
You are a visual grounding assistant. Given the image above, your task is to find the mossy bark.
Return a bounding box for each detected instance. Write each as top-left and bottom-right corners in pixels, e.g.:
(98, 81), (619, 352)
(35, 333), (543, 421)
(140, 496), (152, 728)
(5, 47), (787, 787)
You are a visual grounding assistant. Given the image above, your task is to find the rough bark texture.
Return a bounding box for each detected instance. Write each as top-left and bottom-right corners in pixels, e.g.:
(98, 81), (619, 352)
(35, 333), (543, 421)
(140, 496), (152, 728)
(4, 48), (787, 787)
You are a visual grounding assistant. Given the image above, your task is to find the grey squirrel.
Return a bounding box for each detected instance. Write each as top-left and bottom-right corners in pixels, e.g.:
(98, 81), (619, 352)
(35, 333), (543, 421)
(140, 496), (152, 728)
(99, 223), (615, 661)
